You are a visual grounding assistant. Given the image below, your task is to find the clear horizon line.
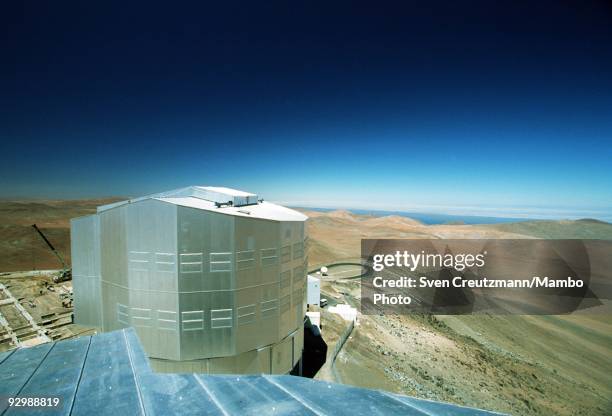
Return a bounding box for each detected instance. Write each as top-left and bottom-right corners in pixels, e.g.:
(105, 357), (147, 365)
(0, 195), (610, 222)
(279, 202), (612, 222)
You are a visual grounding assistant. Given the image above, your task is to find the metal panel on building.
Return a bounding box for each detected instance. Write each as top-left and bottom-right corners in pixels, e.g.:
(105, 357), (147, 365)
(71, 215), (101, 328)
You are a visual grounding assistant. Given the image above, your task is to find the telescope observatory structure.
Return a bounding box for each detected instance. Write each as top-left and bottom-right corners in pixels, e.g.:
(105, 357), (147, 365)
(71, 186), (308, 374)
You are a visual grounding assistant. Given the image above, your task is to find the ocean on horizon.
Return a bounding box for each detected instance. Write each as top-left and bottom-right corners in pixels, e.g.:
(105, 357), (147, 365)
(300, 207), (536, 225)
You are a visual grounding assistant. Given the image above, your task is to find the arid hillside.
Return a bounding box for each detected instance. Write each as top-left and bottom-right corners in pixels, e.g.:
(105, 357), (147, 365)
(299, 208), (612, 266)
(299, 209), (612, 416)
(0, 199), (122, 271)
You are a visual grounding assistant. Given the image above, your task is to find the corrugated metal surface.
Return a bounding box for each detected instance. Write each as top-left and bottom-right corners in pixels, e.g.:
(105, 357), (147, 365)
(0, 329), (504, 416)
(72, 187), (308, 374)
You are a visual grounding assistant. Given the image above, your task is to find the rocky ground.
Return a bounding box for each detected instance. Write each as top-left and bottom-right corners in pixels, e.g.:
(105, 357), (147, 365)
(305, 209), (612, 415)
(327, 307), (611, 415)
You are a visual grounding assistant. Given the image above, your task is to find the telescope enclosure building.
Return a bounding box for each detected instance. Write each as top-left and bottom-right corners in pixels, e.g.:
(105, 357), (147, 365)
(71, 186), (308, 374)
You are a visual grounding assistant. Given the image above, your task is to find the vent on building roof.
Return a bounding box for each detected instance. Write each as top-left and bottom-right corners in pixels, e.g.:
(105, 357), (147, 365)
(194, 186), (258, 207)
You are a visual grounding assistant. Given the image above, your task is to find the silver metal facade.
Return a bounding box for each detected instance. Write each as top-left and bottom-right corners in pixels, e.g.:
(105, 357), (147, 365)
(71, 187), (308, 374)
(71, 214), (101, 328)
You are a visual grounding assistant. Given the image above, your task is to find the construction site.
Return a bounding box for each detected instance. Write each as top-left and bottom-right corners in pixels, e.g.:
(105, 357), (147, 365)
(0, 271), (92, 350)
(0, 221), (96, 353)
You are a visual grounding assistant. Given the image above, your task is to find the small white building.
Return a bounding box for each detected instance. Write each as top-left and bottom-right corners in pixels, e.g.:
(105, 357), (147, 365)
(328, 304), (358, 324)
(307, 275), (320, 306)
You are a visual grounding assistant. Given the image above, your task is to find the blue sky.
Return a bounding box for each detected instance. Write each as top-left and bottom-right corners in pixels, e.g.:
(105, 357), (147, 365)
(1, 1), (611, 220)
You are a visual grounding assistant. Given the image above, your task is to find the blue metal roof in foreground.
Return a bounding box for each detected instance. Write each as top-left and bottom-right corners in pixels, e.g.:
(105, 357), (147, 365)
(0, 329), (503, 415)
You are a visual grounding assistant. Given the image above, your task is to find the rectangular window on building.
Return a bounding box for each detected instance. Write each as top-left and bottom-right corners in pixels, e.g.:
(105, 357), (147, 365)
(261, 299), (278, 319)
(158, 310), (177, 331)
(261, 248), (278, 266)
(292, 242), (304, 260)
(236, 250), (255, 270)
(211, 309), (233, 328)
(280, 294), (291, 313)
(128, 251), (150, 272)
(292, 266), (304, 284)
(131, 307), (151, 328)
(155, 253), (176, 273)
(181, 310), (204, 331)
(237, 304), (256, 326)
(281, 245), (292, 263)
(180, 253), (203, 274)
(280, 270), (291, 289)
(210, 252), (232, 272)
(117, 303), (129, 325)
